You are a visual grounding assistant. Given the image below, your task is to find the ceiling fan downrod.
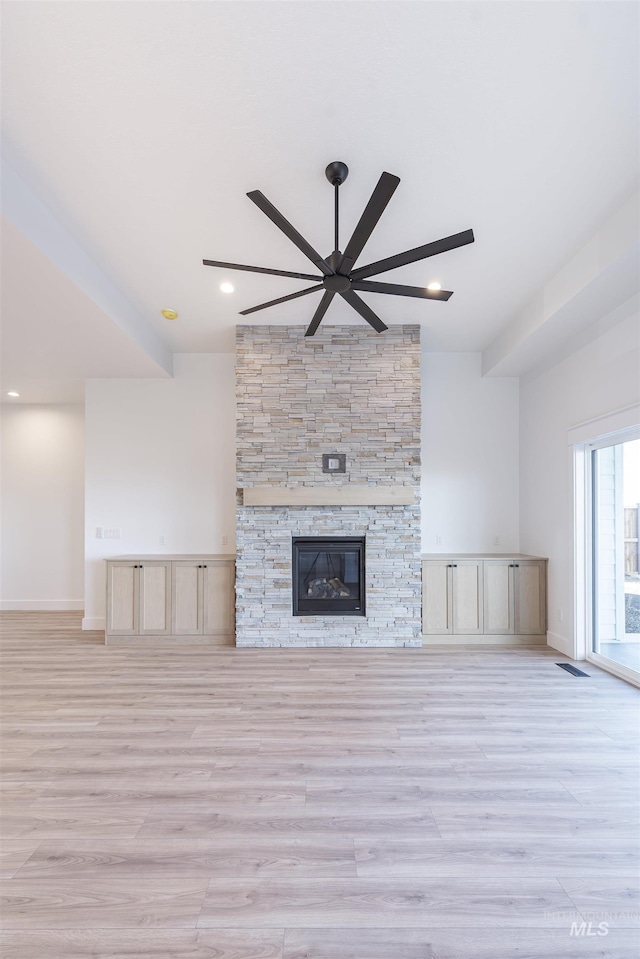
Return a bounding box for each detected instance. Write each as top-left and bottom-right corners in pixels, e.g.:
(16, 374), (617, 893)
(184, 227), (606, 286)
(325, 161), (349, 256)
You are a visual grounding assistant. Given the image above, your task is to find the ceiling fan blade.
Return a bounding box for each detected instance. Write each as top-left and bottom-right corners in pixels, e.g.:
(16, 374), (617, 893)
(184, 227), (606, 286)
(340, 289), (388, 333)
(247, 191), (334, 276)
(352, 279), (452, 301)
(305, 290), (335, 337)
(239, 284), (323, 316)
(203, 259), (322, 282)
(351, 229), (475, 281)
(338, 172), (400, 275)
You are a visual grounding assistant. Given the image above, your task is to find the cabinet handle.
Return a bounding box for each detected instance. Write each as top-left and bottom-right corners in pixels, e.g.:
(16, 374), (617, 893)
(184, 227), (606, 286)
(514, 563), (519, 567)
(203, 564), (207, 568)
(452, 564), (457, 567)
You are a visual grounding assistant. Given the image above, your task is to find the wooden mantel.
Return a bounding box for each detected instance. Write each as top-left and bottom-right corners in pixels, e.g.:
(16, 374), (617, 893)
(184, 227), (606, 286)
(242, 486), (415, 507)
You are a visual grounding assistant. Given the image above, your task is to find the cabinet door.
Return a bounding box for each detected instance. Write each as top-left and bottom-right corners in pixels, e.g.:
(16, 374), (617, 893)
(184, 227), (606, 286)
(452, 561), (484, 634)
(106, 563), (138, 635)
(514, 561), (546, 635)
(422, 562), (452, 634)
(138, 562), (171, 635)
(203, 562), (235, 635)
(172, 562), (203, 635)
(483, 561), (515, 634)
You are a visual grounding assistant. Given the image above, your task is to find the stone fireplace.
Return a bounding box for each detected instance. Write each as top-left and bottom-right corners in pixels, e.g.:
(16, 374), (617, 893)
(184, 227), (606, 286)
(235, 324), (421, 647)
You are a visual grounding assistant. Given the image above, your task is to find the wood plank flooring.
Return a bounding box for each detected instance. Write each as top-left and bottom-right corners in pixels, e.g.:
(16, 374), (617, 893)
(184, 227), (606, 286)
(1, 611), (639, 958)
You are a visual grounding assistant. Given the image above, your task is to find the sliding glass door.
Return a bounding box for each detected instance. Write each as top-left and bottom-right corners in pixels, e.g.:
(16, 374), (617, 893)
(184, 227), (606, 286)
(591, 434), (640, 679)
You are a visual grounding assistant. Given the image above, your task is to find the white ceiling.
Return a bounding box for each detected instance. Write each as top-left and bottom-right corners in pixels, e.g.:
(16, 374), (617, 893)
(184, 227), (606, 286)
(1, 1), (638, 399)
(0, 217), (171, 403)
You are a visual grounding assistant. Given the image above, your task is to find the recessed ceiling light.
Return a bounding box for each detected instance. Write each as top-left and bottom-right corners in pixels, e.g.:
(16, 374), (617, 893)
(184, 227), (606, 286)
(6, 391), (20, 397)
(161, 309), (178, 320)
(427, 282), (442, 291)
(220, 282), (235, 294)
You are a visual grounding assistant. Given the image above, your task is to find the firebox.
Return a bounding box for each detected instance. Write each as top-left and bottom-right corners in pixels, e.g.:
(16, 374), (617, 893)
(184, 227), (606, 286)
(292, 537), (365, 616)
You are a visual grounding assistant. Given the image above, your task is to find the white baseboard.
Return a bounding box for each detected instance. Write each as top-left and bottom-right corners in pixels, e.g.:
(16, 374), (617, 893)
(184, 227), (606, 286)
(546, 631), (576, 658)
(0, 600), (84, 611)
(82, 617), (106, 631)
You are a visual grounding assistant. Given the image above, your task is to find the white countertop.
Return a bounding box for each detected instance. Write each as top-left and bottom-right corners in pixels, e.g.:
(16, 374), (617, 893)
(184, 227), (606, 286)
(421, 553), (547, 560)
(105, 554), (235, 562)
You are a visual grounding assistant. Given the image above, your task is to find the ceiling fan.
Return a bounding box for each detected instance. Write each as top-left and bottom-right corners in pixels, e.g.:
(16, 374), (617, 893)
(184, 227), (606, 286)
(203, 161), (474, 337)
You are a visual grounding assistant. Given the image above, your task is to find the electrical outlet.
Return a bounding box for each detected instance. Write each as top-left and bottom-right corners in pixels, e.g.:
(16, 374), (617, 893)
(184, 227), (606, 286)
(159, 536), (165, 546)
(103, 528), (121, 540)
(221, 535), (228, 547)
(493, 536), (500, 546)
(435, 535), (442, 545)
(96, 527), (104, 539)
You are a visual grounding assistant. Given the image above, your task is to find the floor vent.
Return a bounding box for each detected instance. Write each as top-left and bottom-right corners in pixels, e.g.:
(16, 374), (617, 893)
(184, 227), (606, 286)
(556, 663), (590, 677)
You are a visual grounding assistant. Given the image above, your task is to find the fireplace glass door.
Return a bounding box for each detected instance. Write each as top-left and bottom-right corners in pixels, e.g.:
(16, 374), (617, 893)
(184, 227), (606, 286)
(292, 537), (365, 616)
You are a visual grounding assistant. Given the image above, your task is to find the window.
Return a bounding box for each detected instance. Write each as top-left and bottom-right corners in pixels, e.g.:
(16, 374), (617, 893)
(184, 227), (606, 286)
(591, 435), (640, 678)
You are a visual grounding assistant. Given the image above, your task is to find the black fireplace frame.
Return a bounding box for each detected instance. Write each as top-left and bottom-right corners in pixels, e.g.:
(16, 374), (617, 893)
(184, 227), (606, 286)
(292, 536), (366, 617)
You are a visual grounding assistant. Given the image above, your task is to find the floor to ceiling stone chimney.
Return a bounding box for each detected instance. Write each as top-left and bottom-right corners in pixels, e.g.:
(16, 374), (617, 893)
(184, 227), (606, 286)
(235, 325), (422, 647)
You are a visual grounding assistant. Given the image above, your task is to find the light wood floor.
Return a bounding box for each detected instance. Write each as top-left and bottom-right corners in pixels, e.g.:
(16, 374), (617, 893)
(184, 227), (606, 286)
(1, 612), (639, 958)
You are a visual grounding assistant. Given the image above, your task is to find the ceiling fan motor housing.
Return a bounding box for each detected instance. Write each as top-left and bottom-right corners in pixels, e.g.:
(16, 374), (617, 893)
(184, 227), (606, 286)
(324, 273), (351, 292)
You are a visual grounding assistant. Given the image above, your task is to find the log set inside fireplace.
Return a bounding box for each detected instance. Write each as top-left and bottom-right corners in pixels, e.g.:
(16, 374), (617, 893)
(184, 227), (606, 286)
(292, 536), (365, 616)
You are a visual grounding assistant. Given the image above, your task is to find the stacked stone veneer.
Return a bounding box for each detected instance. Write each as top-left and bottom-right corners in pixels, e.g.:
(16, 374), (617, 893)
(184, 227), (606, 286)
(236, 325), (421, 647)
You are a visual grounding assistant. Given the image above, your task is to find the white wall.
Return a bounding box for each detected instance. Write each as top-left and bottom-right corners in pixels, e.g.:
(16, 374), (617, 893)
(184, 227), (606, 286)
(84, 353), (235, 628)
(421, 351), (520, 553)
(519, 297), (640, 657)
(1, 404), (84, 608)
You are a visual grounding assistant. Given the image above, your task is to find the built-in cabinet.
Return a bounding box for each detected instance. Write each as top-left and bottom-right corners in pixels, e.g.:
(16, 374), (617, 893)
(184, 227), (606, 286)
(422, 560), (484, 635)
(105, 555), (235, 645)
(106, 560), (171, 637)
(422, 554), (547, 644)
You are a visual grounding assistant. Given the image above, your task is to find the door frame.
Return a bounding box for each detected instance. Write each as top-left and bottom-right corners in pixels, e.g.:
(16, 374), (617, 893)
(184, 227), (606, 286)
(571, 403), (640, 687)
